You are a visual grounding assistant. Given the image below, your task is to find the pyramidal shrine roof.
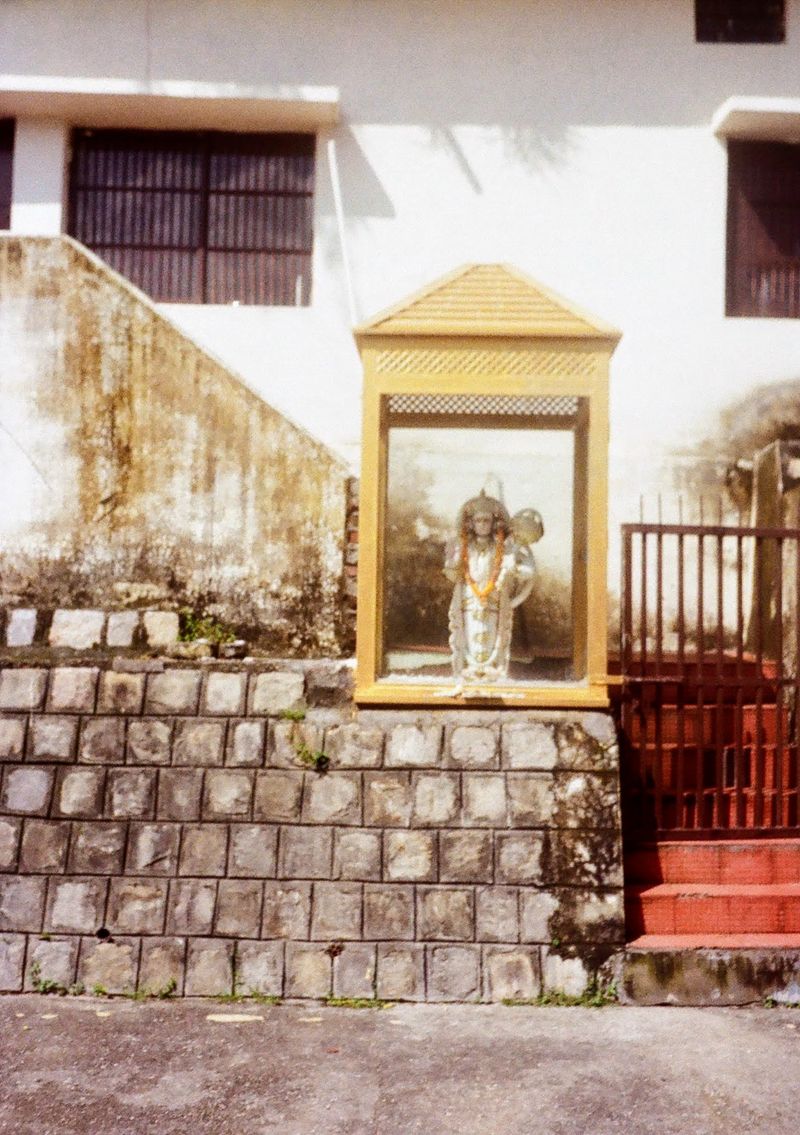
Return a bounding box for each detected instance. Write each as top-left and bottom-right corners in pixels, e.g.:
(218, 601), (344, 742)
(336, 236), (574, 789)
(355, 264), (621, 340)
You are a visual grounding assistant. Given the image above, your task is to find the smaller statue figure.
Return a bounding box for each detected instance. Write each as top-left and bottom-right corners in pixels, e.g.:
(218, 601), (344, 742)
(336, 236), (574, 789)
(444, 491), (543, 685)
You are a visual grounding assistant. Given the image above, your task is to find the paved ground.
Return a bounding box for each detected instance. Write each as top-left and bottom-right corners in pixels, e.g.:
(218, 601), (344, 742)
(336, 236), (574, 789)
(1, 996), (800, 1134)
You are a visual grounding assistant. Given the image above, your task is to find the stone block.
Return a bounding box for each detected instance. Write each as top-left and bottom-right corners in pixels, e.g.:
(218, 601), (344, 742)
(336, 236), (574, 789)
(19, 819), (70, 873)
(496, 833), (544, 885)
(0, 717), (25, 761)
(417, 887), (473, 941)
(333, 830), (381, 881)
(48, 667), (98, 713)
(311, 881), (362, 940)
(80, 938), (139, 995)
(385, 723), (442, 768)
(126, 823), (180, 875)
(0, 668), (47, 711)
(376, 943), (425, 1002)
(127, 719), (172, 765)
(69, 822), (126, 874)
(279, 826), (333, 879)
(461, 774), (508, 827)
(545, 831), (623, 888)
(202, 672), (247, 716)
(203, 769), (254, 819)
(139, 937), (185, 995)
(439, 830), (493, 883)
(179, 825), (229, 876)
(476, 887), (519, 943)
(447, 726), (498, 768)
(254, 771), (303, 823)
(145, 670), (202, 715)
(45, 877), (107, 933)
(305, 661), (355, 708)
(97, 671), (145, 715)
(3, 766), (54, 815)
(260, 881), (309, 939)
(384, 831), (436, 882)
(502, 721), (558, 770)
(552, 771), (620, 830)
(269, 721), (323, 769)
(28, 716), (77, 763)
(6, 608), (36, 647)
(285, 942), (331, 999)
(79, 717), (125, 764)
(541, 949), (592, 997)
(0, 817), (21, 870)
(25, 936), (79, 991)
(0, 876), (46, 930)
(167, 879), (218, 935)
(483, 947), (540, 1002)
(363, 885), (414, 940)
(507, 773), (555, 827)
(303, 772), (361, 825)
(250, 671), (305, 716)
(143, 610), (180, 648)
(557, 717), (618, 770)
(108, 878), (168, 934)
(106, 611), (139, 648)
(226, 720), (266, 767)
(0, 933), (25, 990)
(185, 938), (234, 996)
(364, 772), (412, 827)
(333, 944), (376, 999)
(558, 888), (625, 943)
(412, 773), (459, 826)
(172, 719), (225, 766)
(324, 723), (383, 768)
(49, 609), (105, 650)
(229, 824), (278, 878)
(108, 768), (156, 818)
(427, 945), (481, 1002)
(55, 768), (104, 818)
(213, 878), (263, 937)
(156, 769), (203, 821)
(236, 940), (284, 997)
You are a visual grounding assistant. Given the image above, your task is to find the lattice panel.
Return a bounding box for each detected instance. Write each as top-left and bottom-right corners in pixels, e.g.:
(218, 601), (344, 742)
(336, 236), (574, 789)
(387, 393), (580, 417)
(373, 346), (597, 378)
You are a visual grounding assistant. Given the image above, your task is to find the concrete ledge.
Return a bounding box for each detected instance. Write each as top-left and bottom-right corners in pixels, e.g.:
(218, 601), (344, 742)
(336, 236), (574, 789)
(621, 947), (800, 1006)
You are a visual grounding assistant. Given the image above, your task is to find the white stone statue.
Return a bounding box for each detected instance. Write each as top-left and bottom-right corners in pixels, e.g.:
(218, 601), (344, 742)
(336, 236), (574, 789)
(444, 491), (543, 685)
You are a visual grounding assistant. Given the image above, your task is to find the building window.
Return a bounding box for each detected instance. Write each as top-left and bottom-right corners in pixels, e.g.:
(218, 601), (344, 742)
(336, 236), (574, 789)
(695, 1), (785, 43)
(0, 119), (14, 230)
(67, 128), (315, 305)
(726, 140), (800, 318)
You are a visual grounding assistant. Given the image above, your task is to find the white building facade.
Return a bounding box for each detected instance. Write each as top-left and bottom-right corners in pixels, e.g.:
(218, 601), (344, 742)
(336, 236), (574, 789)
(3, 0), (800, 578)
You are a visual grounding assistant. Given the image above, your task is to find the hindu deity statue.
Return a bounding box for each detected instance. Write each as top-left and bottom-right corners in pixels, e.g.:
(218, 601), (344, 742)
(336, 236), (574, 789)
(444, 491), (543, 684)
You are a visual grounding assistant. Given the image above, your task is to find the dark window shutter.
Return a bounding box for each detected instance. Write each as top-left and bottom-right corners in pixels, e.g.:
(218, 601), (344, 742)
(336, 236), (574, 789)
(0, 119), (14, 230)
(695, 1), (785, 43)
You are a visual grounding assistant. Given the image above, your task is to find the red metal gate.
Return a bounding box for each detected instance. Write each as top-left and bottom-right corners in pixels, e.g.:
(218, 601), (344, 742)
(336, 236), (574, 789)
(619, 522), (800, 839)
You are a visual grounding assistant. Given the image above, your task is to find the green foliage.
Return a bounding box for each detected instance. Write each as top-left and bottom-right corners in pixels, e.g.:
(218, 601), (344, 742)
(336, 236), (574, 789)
(295, 740), (330, 772)
(124, 978), (178, 1002)
(503, 983), (617, 1008)
(324, 997), (394, 1010)
(91, 983), (110, 998)
(279, 708), (307, 722)
(178, 607), (236, 645)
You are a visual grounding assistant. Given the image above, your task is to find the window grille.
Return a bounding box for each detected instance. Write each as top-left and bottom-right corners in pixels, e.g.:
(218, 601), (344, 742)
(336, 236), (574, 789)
(67, 128), (314, 305)
(695, 1), (785, 43)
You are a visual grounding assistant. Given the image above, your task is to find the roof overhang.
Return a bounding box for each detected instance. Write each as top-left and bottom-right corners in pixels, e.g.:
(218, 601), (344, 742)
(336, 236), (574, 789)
(712, 96), (800, 143)
(0, 75), (340, 132)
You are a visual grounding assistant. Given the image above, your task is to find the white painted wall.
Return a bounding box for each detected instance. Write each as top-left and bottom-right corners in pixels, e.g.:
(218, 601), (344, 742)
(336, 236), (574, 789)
(9, 118), (67, 233)
(3, 0), (800, 583)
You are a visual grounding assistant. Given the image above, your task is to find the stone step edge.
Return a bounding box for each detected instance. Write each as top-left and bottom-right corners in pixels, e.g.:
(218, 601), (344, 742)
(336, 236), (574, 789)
(626, 883), (800, 898)
(627, 934), (800, 949)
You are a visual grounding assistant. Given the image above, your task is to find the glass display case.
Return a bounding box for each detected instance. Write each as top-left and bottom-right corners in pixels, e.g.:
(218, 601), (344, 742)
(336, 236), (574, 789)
(354, 264), (620, 707)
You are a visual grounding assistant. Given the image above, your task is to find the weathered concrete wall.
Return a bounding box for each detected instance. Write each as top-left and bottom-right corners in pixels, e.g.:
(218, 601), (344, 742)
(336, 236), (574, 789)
(0, 662), (623, 1001)
(0, 236), (349, 653)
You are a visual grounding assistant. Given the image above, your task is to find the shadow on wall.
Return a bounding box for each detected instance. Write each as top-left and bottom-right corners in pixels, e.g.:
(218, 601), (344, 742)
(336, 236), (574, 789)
(0, 236), (350, 655)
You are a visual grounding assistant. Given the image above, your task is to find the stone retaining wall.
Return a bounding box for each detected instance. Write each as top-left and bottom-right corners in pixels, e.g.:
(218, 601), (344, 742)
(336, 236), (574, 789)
(0, 662), (624, 1001)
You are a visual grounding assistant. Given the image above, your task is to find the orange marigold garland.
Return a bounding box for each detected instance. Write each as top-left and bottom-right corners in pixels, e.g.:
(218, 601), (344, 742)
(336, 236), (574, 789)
(461, 527), (505, 604)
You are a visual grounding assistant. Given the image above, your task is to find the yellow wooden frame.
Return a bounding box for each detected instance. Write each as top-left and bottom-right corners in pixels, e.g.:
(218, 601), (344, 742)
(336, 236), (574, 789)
(353, 265), (620, 708)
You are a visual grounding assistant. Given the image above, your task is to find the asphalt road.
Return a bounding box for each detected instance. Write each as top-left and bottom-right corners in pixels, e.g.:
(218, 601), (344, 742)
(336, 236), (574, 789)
(1, 996), (799, 1134)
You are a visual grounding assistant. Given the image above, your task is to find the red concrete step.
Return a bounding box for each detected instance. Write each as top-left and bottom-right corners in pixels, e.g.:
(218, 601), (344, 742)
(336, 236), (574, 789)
(625, 882), (800, 936)
(626, 839), (800, 885)
(628, 933), (800, 949)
